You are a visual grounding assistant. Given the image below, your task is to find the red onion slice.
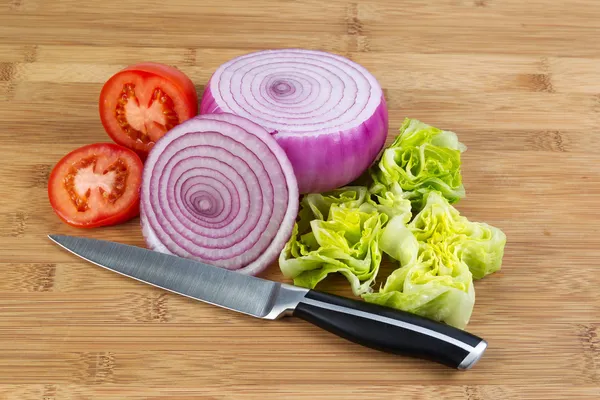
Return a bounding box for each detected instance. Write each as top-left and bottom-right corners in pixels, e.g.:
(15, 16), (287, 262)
(200, 49), (388, 194)
(141, 113), (299, 275)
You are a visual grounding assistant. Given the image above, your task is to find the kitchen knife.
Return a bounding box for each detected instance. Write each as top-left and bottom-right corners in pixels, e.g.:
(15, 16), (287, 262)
(49, 234), (487, 369)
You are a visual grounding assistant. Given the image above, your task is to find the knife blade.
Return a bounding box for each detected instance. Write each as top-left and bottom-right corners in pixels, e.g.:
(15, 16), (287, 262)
(49, 234), (487, 370)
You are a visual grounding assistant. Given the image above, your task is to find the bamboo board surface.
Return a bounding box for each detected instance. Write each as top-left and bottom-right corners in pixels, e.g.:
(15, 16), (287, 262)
(1, 0), (599, 399)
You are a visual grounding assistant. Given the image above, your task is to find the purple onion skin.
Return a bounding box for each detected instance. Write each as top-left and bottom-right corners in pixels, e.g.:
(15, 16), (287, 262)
(200, 85), (389, 194)
(277, 96), (388, 194)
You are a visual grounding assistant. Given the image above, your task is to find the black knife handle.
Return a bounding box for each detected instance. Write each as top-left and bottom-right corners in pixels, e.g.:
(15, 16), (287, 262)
(293, 290), (487, 369)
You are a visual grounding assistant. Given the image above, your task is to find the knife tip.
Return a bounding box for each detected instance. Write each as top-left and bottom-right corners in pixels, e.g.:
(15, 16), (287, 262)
(47, 234), (64, 244)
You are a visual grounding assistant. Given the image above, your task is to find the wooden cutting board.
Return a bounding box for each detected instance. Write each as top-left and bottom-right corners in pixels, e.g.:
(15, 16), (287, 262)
(1, 0), (599, 398)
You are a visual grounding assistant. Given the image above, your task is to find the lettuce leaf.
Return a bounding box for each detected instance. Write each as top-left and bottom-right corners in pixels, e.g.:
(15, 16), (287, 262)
(279, 117), (506, 329)
(371, 118), (466, 210)
(362, 191), (506, 328)
(279, 186), (410, 296)
(409, 191), (506, 279)
(361, 260), (475, 330)
(361, 182), (412, 223)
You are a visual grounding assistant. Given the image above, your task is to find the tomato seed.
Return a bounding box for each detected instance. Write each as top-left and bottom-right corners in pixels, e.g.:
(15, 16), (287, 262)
(63, 157), (130, 211)
(115, 84), (179, 143)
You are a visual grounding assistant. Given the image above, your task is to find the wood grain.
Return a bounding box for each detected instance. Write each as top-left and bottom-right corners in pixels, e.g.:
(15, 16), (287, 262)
(1, 0), (599, 398)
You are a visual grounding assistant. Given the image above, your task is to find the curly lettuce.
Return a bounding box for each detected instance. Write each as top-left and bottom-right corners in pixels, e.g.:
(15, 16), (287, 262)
(362, 192), (506, 328)
(279, 117), (507, 329)
(279, 187), (411, 296)
(371, 118), (466, 210)
(409, 191), (506, 279)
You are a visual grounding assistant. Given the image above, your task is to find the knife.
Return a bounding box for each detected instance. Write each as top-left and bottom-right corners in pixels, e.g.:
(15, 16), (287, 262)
(49, 234), (487, 369)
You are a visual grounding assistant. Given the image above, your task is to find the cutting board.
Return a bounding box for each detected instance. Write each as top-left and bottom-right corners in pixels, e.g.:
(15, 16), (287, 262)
(1, 0), (599, 399)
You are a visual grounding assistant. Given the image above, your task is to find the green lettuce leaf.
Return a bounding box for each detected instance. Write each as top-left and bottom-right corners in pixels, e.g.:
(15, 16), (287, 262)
(279, 186), (410, 296)
(279, 117), (506, 329)
(363, 215), (475, 329)
(371, 118), (466, 210)
(409, 191), (506, 279)
(360, 182), (412, 223)
(362, 191), (506, 328)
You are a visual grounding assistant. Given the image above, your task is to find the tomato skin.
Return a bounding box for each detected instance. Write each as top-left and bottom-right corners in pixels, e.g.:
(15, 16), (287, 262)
(48, 143), (143, 229)
(99, 62), (198, 159)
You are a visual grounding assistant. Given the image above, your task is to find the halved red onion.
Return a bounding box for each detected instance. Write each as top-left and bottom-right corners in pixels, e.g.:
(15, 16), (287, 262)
(140, 113), (299, 275)
(200, 49), (388, 194)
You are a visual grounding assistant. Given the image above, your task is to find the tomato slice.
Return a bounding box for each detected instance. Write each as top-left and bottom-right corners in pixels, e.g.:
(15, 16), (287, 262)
(48, 143), (143, 228)
(99, 62), (198, 158)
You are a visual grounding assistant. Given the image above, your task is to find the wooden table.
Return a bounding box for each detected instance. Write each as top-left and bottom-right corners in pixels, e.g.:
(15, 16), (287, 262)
(1, 0), (599, 398)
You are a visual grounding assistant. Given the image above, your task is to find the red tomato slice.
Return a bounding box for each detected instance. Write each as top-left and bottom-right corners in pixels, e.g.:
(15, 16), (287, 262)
(48, 143), (143, 228)
(99, 62), (198, 158)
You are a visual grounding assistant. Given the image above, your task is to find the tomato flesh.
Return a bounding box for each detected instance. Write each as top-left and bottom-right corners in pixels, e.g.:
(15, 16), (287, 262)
(116, 84), (179, 144)
(100, 63), (198, 158)
(48, 143), (143, 228)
